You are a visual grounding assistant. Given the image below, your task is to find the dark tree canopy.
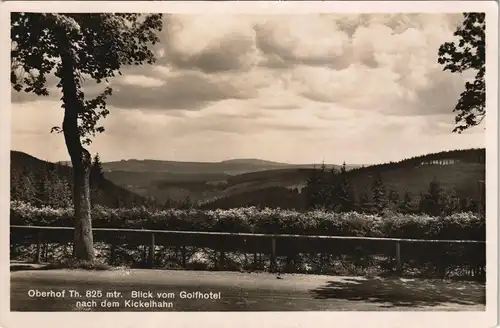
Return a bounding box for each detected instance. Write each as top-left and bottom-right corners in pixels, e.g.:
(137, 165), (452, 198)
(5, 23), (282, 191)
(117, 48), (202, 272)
(438, 13), (485, 133)
(11, 13), (163, 144)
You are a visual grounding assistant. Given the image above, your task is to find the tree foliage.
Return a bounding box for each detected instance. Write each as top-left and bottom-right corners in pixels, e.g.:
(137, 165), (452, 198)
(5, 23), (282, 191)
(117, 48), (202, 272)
(371, 172), (388, 213)
(11, 13), (163, 144)
(358, 188), (374, 214)
(90, 153), (105, 202)
(10, 168), (36, 203)
(303, 165), (327, 209)
(420, 178), (448, 216)
(333, 162), (356, 212)
(438, 13), (486, 133)
(10, 166), (72, 208)
(90, 153), (104, 186)
(399, 191), (416, 214)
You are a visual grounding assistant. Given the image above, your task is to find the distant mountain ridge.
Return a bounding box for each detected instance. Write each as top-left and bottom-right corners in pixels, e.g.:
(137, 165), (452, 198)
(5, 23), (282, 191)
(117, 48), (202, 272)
(218, 158), (287, 166)
(57, 157), (363, 174)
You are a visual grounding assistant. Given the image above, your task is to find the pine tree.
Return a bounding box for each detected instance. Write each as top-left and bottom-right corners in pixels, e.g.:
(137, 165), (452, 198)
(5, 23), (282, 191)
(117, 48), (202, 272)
(46, 167), (72, 208)
(459, 197), (472, 212)
(10, 167), (36, 203)
(333, 162), (355, 212)
(324, 167), (338, 210)
(90, 153), (105, 187)
(304, 165), (327, 209)
(468, 199), (480, 213)
(317, 163), (330, 208)
(10, 168), (24, 201)
(420, 178), (446, 216)
(10, 168), (21, 201)
(90, 153), (105, 204)
(31, 166), (55, 206)
(418, 191), (426, 214)
(371, 172), (388, 213)
(399, 190), (415, 214)
(179, 196), (193, 210)
(442, 188), (460, 215)
(387, 188), (400, 212)
(163, 198), (175, 209)
(358, 188), (374, 213)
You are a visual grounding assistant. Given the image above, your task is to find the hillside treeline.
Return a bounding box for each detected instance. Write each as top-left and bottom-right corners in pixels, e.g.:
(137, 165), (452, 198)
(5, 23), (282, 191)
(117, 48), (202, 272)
(304, 163), (484, 215)
(202, 149), (485, 214)
(202, 162), (485, 216)
(350, 148), (485, 173)
(10, 154), (157, 209)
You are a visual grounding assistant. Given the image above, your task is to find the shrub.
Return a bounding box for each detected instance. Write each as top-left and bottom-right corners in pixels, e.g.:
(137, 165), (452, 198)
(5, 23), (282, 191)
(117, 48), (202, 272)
(10, 200), (485, 240)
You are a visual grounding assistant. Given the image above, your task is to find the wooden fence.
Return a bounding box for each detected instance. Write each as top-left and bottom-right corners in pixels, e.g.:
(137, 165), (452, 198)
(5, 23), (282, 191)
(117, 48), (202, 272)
(10, 225), (486, 276)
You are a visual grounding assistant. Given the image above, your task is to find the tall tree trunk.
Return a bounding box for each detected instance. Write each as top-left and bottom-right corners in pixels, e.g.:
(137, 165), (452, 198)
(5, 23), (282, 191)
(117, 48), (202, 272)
(60, 44), (94, 262)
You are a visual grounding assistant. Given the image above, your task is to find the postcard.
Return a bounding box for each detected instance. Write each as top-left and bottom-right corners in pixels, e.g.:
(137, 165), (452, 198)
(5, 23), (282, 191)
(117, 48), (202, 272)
(0, 1), (498, 328)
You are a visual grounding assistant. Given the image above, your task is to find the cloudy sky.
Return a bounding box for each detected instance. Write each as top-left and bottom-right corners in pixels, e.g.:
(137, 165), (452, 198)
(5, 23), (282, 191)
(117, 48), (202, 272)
(11, 13), (485, 165)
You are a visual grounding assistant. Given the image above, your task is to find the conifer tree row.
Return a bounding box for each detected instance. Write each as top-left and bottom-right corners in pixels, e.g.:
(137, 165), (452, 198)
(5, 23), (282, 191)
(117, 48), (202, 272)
(303, 164), (483, 216)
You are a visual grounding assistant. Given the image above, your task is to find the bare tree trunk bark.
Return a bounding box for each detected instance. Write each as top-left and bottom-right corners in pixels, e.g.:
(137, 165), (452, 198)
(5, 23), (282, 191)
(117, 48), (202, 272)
(60, 45), (94, 262)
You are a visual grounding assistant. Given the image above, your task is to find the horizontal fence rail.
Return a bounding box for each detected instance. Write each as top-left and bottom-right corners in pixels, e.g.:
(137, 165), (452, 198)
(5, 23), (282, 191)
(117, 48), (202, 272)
(9, 225), (486, 244)
(10, 225), (486, 279)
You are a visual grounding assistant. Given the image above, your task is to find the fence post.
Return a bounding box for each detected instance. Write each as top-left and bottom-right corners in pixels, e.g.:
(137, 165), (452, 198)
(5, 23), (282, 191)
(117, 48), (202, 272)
(149, 233), (155, 269)
(43, 242), (48, 262)
(219, 250), (225, 270)
(181, 245), (187, 268)
(72, 240), (75, 258)
(109, 242), (116, 266)
(34, 230), (42, 264)
(395, 242), (402, 274)
(270, 237), (277, 273)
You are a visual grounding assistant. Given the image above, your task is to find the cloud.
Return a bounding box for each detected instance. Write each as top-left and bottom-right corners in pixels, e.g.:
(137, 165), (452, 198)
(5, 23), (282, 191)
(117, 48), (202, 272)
(107, 71), (254, 110)
(116, 74), (165, 88)
(254, 15), (352, 69)
(287, 64), (405, 111)
(11, 13), (484, 165)
(12, 13), (468, 117)
(160, 15), (261, 74)
(168, 35), (258, 74)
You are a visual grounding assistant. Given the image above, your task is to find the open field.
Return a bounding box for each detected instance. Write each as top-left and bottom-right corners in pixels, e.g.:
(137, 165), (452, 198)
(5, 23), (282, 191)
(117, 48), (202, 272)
(10, 266), (485, 311)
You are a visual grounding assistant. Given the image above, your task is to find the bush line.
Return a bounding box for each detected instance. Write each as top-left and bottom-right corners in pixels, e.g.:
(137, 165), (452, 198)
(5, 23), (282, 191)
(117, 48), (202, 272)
(10, 200), (485, 241)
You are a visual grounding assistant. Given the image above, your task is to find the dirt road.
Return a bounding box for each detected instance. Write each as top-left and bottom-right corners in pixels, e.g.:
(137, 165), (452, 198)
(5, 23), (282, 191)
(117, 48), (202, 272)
(10, 268), (486, 311)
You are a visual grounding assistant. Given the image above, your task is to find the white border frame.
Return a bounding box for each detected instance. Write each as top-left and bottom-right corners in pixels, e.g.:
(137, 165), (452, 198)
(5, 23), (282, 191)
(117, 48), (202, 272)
(0, 2), (497, 328)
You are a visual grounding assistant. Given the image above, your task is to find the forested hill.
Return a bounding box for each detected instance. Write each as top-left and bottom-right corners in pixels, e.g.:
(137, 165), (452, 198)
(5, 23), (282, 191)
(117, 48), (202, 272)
(10, 151), (148, 208)
(201, 148), (486, 210)
(350, 148), (485, 173)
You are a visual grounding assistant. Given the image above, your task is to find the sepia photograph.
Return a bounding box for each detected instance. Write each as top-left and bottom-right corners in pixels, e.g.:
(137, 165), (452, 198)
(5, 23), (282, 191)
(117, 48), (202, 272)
(0, 1), (498, 328)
